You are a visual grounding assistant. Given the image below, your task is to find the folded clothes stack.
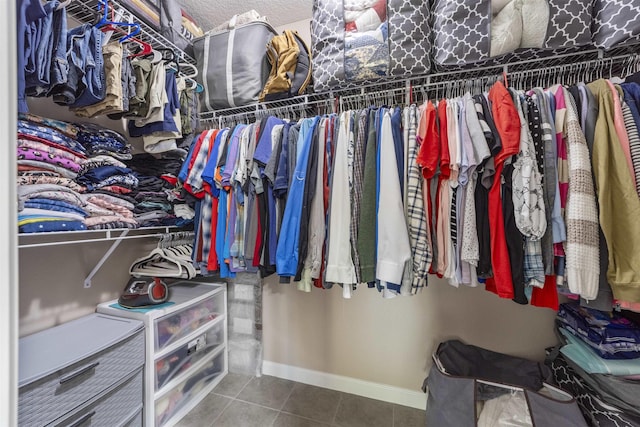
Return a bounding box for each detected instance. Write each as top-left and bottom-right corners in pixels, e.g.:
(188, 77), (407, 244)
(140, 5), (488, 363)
(127, 153), (196, 228)
(550, 302), (640, 425)
(558, 302), (640, 361)
(72, 123), (139, 230)
(17, 114), (88, 233)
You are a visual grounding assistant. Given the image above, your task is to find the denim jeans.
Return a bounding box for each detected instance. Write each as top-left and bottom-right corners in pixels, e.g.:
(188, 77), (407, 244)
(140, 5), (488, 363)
(71, 25), (105, 108)
(18, 0), (46, 112)
(53, 24), (104, 107)
(52, 24), (89, 105)
(48, 2), (68, 94)
(25, 1), (58, 96)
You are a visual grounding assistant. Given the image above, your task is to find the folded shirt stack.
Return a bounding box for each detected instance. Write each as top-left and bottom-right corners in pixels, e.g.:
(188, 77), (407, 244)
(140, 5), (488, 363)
(18, 184), (87, 233)
(75, 122), (133, 161)
(127, 153), (195, 228)
(17, 114), (90, 233)
(69, 122), (140, 230)
(558, 302), (640, 360)
(557, 303), (640, 377)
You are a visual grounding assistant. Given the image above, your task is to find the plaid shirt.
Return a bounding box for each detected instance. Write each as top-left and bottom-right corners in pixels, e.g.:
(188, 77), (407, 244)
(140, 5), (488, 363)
(185, 130), (214, 195)
(524, 237), (545, 289)
(404, 105), (431, 292)
(350, 110), (368, 283)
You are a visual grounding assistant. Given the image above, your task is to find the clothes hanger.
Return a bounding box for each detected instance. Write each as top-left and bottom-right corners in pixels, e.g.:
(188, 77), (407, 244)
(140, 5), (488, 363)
(96, 0), (141, 42)
(56, 0), (72, 10)
(158, 49), (180, 73)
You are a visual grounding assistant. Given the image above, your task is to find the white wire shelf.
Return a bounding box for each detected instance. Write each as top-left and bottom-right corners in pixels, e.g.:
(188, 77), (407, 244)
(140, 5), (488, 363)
(18, 226), (182, 249)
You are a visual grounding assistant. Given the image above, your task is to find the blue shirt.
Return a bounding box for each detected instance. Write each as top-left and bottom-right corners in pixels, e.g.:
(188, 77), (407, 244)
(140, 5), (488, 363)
(276, 117), (320, 276)
(253, 116), (285, 167)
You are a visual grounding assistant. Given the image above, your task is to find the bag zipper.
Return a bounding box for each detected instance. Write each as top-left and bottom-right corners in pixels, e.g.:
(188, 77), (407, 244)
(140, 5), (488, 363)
(293, 31), (313, 95)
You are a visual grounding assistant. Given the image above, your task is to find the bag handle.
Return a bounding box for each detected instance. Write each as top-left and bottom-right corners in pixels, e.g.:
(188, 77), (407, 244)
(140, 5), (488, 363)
(229, 14), (238, 29)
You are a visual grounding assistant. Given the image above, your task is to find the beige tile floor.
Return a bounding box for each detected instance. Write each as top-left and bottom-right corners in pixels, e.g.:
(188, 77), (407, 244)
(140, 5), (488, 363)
(177, 374), (426, 427)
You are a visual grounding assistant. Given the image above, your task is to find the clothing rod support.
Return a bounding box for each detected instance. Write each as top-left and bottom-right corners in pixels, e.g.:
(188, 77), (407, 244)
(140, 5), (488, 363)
(83, 229), (129, 288)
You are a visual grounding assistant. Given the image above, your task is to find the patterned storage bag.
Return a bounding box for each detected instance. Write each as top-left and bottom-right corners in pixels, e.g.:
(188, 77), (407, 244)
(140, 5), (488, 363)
(431, 0), (593, 70)
(549, 349), (640, 427)
(592, 0), (640, 50)
(311, 0), (431, 92)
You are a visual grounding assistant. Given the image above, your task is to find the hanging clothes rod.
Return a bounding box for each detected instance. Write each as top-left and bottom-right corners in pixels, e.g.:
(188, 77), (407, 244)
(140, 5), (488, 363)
(198, 97), (337, 126)
(405, 52), (640, 102)
(327, 52), (638, 110)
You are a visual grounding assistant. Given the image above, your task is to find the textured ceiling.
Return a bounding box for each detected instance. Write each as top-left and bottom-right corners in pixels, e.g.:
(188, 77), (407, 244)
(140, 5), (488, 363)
(178, 0), (313, 31)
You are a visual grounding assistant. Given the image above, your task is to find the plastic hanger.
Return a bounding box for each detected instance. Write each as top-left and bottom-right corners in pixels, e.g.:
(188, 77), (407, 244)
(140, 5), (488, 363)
(96, 0), (141, 42)
(178, 62), (204, 93)
(56, 0), (72, 10)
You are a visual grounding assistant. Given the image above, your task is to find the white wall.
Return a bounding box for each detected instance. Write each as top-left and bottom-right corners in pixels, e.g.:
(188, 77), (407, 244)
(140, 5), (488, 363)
(263, 275), (558, 394)
(275, 18), (311, 45)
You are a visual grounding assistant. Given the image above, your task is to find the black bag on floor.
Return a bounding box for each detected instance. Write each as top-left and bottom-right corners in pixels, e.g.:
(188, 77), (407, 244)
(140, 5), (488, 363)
(424, 340), (588, 427)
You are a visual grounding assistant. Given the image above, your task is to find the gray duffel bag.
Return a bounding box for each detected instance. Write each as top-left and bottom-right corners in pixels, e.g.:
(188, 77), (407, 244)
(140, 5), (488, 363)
(424, 340), (588, 427)
(193, 16), (276, 110)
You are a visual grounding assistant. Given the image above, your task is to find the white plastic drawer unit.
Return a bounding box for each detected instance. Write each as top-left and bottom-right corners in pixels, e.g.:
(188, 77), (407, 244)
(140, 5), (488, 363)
(155, 350), (225, 426)
(155, 319), (224, 391)
(154, 286), (225, 351)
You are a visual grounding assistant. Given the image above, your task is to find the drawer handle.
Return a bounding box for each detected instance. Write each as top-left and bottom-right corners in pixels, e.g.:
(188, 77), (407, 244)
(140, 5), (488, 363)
(67, 411), (96, 427)
(59, 362), (100, 384)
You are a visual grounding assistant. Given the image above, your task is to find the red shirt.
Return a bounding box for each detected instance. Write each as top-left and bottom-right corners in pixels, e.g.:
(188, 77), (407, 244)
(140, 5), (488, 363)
(486, 82), (521, 299)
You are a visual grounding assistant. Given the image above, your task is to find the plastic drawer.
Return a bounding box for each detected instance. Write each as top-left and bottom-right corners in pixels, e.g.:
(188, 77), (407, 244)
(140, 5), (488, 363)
(154, 292), (224, 351)
(155, 320), (224, 391)
(19, 330), (144, 427)
(52, 369), (143, 427)
(122, 409), (143, 427)
(155, 351), (224, 426)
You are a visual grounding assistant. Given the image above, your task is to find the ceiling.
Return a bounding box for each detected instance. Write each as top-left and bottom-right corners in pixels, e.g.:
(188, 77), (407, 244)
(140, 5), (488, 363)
(179, 0), (313, 31)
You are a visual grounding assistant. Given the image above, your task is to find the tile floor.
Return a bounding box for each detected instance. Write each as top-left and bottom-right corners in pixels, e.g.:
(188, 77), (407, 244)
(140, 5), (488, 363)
(177, 373), (426, 427)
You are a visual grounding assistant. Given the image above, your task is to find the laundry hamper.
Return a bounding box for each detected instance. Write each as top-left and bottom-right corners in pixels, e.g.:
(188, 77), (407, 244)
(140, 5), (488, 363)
(423, 340), (588, 427)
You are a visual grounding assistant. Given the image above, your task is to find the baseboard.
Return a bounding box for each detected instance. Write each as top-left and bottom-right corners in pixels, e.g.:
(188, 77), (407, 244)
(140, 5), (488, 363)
(262, 360), (427, 410)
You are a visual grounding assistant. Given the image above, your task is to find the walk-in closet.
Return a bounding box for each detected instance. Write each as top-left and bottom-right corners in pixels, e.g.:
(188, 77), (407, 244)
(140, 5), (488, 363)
(5, 1), (640, 426)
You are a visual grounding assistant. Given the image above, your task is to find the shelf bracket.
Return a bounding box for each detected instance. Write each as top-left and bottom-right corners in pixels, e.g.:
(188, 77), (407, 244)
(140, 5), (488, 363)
(84, 229), (129, 288)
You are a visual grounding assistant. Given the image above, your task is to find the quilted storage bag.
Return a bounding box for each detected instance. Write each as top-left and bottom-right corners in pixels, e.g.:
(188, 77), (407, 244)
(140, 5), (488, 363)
(431, 0), (592, 70)
(549, 348), (640, 426)
(424, 340), (588, 427)
(592, 0), (640, 50)
(193, 17), (276, 110)
(311, 0), (431, 92)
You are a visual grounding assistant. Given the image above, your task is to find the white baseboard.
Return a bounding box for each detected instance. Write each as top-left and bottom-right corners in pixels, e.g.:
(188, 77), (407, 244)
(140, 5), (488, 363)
(262, 360), (427, 410)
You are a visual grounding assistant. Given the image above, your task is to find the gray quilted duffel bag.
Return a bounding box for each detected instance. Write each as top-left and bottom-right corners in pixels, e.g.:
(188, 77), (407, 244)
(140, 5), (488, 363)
(193, 16), (277, 110)
(424, 340), (588, 427)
